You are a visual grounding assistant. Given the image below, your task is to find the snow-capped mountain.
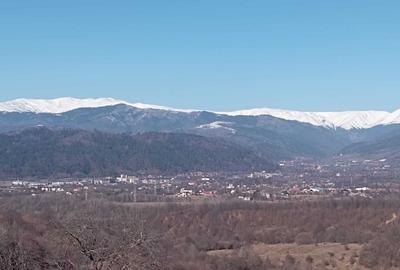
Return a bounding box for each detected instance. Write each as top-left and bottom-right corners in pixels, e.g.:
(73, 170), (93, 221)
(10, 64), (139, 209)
(0, 97), (400, 130)
(225, 108), (334, 128)
(0, 97), (193, 114)
(225, 108), (393, 129)
(0, 97), (124, 113)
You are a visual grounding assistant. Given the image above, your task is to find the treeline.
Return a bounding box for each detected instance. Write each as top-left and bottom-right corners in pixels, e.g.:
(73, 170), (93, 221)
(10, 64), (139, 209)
(0, 195), (400, 269)
(0, 127), (273, 178)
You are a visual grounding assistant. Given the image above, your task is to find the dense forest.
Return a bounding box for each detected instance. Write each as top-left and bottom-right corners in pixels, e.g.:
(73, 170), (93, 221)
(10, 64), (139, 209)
(0, 195), (399, 269)
(0, 127), (274, 178)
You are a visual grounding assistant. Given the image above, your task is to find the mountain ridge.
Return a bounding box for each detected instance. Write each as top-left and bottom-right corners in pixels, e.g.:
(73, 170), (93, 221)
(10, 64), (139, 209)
(1, 97), (400, 130)
(0, 104), (351, 160)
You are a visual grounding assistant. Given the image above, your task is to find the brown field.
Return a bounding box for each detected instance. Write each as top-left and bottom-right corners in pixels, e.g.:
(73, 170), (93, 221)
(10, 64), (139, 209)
(208, 243), (369, 270)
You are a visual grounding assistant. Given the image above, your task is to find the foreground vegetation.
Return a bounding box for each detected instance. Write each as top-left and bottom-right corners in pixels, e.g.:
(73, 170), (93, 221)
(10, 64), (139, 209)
(0, 195), (399, 269)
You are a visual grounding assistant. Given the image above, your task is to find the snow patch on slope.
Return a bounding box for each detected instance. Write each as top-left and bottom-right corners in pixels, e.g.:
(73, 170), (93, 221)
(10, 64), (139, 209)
(197, 121), (236, 134)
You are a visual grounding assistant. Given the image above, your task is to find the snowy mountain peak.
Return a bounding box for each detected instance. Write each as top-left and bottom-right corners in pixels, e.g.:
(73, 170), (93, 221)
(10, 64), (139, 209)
(225, 108), (395, 130)
(225, 108), (335, 128)
(0, 97), (192, 114)
(0, 97), (126, 113)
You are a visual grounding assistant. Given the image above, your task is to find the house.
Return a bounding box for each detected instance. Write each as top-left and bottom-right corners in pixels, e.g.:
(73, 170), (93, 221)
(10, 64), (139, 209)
(117, 175), (139, 184)
(12, 181), (29, 186)
(178, 188), (193, 197)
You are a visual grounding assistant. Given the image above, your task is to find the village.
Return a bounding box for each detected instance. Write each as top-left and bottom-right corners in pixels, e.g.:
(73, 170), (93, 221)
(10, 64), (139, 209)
(1, 157), (399, 203)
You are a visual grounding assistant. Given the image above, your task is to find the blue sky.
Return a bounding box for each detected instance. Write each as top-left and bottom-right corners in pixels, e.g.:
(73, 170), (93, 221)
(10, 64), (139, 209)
(0, 0), (399, 111)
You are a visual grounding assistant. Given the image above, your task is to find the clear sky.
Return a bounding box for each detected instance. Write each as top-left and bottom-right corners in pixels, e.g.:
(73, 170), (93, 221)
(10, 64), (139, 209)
(1, 0), (399, 112)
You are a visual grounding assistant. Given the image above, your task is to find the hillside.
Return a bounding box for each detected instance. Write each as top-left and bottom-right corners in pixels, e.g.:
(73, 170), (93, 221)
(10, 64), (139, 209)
(0, 128), (274, 178)
(341, 132), (400, 161)
(0, 104), (351, 160)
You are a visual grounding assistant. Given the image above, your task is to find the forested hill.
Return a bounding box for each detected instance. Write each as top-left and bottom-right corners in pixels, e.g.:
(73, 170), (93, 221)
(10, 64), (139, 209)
(0, 128), (274, 178)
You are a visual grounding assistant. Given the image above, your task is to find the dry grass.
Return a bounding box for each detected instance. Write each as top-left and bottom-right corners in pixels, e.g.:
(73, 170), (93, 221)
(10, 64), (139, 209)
(208, 242), (368, 269)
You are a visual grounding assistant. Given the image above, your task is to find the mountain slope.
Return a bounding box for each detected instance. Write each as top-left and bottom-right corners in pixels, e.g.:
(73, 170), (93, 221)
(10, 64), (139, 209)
(340, 131), (400, 161)
(0, 128), (274, 178)
(0, 105), (351, 159)
(192, 114), (351, 159)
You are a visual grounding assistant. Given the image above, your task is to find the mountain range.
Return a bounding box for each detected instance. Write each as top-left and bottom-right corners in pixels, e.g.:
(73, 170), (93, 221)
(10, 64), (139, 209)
(0, 97), (399, 176)
(2, 97), (400, 129)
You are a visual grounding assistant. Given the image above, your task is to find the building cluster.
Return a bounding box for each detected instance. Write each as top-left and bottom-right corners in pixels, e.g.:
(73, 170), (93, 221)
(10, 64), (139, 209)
(1, 157), (399, 201)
